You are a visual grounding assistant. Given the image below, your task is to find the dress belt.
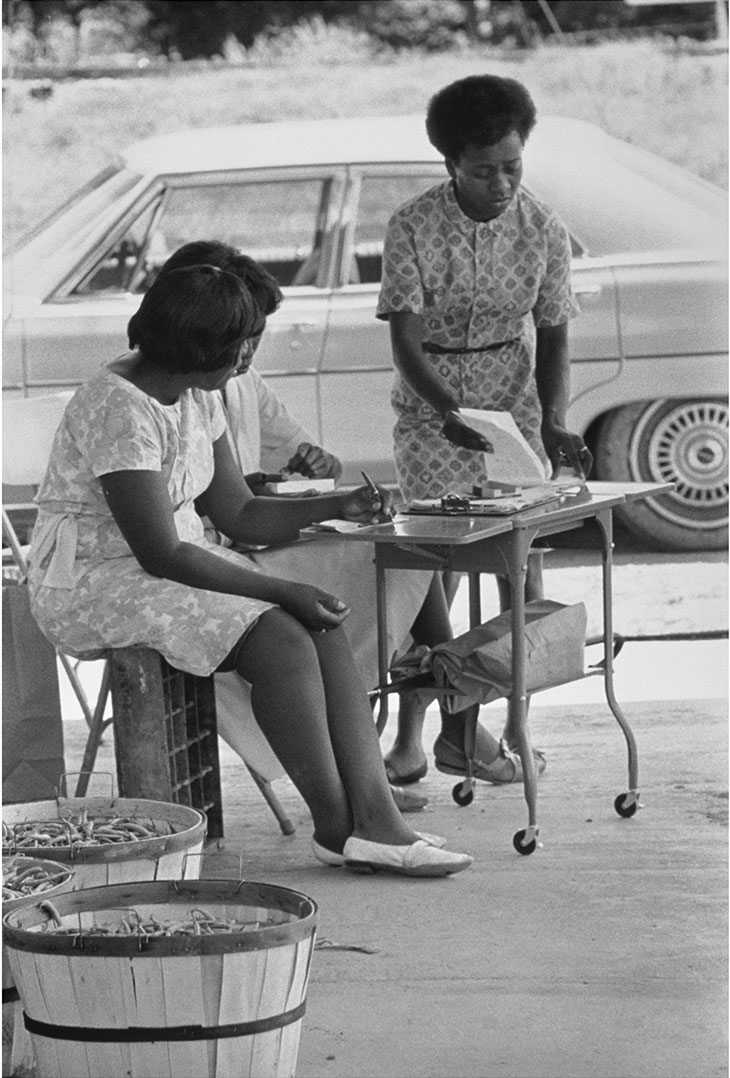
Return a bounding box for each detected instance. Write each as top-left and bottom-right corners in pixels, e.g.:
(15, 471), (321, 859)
(422, 340), (517, 354)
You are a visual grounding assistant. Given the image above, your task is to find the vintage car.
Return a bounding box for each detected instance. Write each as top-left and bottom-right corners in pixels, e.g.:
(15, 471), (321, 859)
(3, 114), (727, 550)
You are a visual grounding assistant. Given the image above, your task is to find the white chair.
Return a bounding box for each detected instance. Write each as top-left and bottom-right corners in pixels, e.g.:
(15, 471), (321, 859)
(2, 393), (113, 797)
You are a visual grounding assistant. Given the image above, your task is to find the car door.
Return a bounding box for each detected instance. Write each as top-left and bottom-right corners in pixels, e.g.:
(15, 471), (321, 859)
(16, 168), (344, 440)
(321, 166), (444, 485)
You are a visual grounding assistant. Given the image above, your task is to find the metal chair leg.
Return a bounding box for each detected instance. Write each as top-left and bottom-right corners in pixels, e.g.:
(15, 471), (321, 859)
(244, 763), (296, 836)
(74, 661), (113, 796)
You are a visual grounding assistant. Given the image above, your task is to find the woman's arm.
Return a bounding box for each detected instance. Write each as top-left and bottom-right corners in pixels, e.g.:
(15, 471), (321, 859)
(100, 467), (351, 631)
(199, 436), (393, 546)
(389, 312), (490, 451)
(535, 322), (592, 477)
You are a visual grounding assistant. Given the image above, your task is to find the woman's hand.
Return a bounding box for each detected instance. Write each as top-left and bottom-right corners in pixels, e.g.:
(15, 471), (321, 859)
(279, 582), (351, 632)
(286, 443), (343, 484)
(441, 410), (493, 452)
(340, 483), (395, 523)
(542, 419), (593, 479)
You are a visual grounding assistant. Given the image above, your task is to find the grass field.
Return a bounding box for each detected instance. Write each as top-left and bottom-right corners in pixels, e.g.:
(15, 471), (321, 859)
(2, 38), (727, 246)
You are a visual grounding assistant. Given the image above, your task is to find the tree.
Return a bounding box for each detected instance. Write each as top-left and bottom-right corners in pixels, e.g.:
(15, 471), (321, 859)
(141, 0), (371, 58)
(3, 0), (112, 62)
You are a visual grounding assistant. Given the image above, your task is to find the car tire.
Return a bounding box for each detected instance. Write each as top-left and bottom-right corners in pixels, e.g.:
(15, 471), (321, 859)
(593, 398), (728, 552)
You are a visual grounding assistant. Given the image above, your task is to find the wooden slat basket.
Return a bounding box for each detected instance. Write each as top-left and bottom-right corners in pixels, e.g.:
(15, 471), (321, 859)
(2, 796), (207, 889)
(3, 878), (318, 1078)
(2, 856), (76, 1076)
(3, 856), (76, 999)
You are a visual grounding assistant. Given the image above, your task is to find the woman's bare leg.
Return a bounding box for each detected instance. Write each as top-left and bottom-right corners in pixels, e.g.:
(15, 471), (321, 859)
(236, 609), (417, 853)
(385, 573), (503, 775)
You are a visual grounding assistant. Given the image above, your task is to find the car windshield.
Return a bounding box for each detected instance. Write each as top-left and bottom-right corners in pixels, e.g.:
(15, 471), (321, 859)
(525, 134), (726, 259)
(3, 165), (144, 298)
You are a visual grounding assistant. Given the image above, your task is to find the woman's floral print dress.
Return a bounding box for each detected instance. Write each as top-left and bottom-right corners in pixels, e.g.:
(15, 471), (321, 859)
(28, 367), (275, 676)
(376, 180), (579, 500)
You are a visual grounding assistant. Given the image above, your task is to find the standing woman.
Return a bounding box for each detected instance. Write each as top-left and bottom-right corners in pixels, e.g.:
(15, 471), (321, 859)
(377, 74), (593, 778)
(27, 265), (471, 878)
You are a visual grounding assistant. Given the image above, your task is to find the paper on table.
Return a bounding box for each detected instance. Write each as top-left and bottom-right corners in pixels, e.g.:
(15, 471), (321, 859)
(458, 408), (549, 486)
(302, 519), (367, 533)
(267, 478), (336, 494)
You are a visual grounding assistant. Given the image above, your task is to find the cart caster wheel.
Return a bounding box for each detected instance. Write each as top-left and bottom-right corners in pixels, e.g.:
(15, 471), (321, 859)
(512, 829), (537, 856)
(452, 782), (474, 807)
(614, 792), (638, 818)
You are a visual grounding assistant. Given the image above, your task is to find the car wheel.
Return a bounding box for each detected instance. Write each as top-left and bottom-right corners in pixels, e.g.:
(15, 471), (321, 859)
(593, 399), (728, 552)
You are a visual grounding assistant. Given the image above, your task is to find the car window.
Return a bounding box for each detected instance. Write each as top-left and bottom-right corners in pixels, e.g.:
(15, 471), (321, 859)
(350, 174), (440, 284)
(74, 177), (335, 296)
(75, 201), (159, 294)
(350, 173), (583, 283)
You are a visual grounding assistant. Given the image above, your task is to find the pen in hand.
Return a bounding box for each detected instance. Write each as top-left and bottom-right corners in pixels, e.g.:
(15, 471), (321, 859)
(361, 470), (394, 519)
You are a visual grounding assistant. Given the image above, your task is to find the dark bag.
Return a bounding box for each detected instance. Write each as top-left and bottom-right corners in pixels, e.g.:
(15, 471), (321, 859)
(391, 600), (587, 714)
(2, 581), (66, 801)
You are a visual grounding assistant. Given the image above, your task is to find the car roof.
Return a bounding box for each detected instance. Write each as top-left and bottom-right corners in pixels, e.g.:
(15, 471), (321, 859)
(121, 113), (597, 173)
(123, 114), (437, 172)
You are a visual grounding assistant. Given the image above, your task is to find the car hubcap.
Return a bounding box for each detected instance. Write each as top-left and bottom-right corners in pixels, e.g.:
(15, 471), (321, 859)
(630, 400), (728, 530)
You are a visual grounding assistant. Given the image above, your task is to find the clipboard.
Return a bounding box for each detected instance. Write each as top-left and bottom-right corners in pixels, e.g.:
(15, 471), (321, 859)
(404, 487), (564, 517)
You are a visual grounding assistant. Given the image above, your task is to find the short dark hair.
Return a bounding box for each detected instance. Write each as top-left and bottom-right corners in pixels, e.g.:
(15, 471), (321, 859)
(128, 264), (261, 374)
(158, 241), (282, 315)
(129, 241), (283, 350)
(426, 75), (537, 161)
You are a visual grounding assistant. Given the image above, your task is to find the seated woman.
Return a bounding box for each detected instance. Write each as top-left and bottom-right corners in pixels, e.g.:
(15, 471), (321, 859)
(142, 242), (432, 697)
(27, 264), (471, 878)
(142, 241), (435, 811)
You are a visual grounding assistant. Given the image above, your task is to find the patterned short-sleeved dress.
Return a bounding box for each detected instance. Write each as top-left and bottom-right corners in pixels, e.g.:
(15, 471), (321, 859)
(28, 366), (276, 677)
(376, 181), (579, 501)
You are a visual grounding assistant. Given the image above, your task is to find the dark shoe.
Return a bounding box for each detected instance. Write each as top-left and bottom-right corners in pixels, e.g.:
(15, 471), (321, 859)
(384, 760), (428, 786)
(434, 736), (546, 785)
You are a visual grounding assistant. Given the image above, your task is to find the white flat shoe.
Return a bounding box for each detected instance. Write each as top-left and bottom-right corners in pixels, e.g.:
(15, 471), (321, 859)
(391, 785), (428, 812)
(311, 838), (345, 866)
(311, 832), (445, 867)
(343, 836), (472, 877)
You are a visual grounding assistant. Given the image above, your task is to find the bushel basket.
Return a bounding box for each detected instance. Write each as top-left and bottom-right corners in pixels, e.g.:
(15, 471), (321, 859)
(2, 795), (206, 889)
(3, 877), (318, 1078)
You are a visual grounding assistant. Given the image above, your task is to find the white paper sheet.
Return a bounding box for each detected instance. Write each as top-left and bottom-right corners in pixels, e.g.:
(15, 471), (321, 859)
(458, 408), (549, 486)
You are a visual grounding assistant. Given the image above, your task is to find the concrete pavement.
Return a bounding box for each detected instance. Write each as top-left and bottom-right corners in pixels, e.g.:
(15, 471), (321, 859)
(62, 657), (728, 1078)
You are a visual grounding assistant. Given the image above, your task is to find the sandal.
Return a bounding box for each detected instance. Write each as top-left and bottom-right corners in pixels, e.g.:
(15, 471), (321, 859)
(434, 736), (546, 785)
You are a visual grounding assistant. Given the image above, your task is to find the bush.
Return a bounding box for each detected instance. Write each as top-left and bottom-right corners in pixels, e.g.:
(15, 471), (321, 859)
(364, 0), (471, 53)
(244, 15), (378, 66)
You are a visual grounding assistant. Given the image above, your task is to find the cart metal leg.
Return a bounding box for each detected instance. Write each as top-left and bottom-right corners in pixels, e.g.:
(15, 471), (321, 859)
(375, 557), (390, 734)
(506, 526), (542, 854)
(594, 507), (642, 817)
